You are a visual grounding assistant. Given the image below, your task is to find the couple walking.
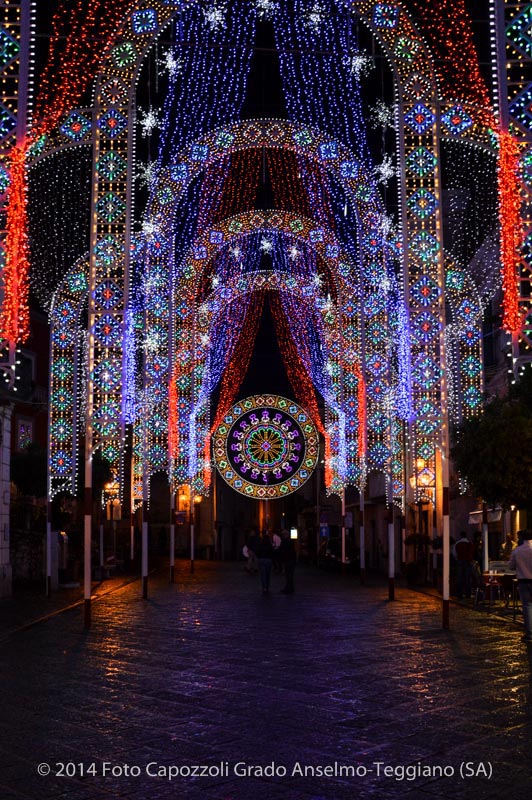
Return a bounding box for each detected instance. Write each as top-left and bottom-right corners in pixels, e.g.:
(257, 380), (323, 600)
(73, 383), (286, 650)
(246, 529), (296, 594)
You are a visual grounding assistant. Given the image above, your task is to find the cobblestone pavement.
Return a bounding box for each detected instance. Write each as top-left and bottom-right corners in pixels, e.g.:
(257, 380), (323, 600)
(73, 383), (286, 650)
(1, 562), (532, 800)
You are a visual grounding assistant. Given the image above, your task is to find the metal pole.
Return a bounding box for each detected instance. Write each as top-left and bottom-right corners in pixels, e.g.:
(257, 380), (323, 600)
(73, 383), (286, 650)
(316, 462), (320, 565)
(83, 455), (92, 628)
(170, 491), (175, 583)
(212, 468), (218, 559)
(99, 521), (104, 573)
(142, 498), (148, 599)
(46, 501), (52, 597)
(359, 490), (365, 584)
(83, 335), (94, 628)
(341, 488), (346, 570)
(130, 510), (135, 562)
(432, 506), (438, 586)
(387, 503), (395, 601)
(442, 486), (450, 629)
(482, 503), (489, 572)
(190, 491), (195, 574)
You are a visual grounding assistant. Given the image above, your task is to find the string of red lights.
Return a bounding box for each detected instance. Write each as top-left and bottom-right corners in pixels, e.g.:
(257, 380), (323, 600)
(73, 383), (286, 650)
(498, 131), (523, 333)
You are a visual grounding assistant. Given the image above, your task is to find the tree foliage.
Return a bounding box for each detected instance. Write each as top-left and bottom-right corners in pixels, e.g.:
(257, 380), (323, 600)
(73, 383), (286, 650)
(452, 390), (532, 510)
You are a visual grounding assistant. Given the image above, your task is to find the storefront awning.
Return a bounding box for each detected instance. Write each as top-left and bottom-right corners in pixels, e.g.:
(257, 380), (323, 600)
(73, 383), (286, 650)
(468, 508), (502, 524)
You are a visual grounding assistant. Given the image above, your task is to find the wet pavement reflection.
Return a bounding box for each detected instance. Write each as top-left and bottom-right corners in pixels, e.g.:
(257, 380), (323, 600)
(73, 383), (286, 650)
(1, 561), (531, 799)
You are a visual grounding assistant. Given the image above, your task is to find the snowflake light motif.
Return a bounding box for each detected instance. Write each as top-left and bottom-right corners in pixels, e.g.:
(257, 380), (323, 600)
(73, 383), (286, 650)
(344, 51), (374, 80)
(370, 100), (395, 130)
(379, 213), (395, 239)
(254, 0), (279, 20)
(287, 245), (300, 261)
(203, 2), (227, 33)
(142, 218), (161, 241)
(138, 107), (161, 137)
(312, 273), (323, 288)
(158, 48), (183, 79)
(200, 333), (210, 347)
(260, 238), (273, 254)
(303, 2), (326, 31)
(144, 332), (163, 355)
(374, 154), (397, 185)
(230, 245), (242, 260)
(136, 161), (158, 190)
(322, 294), (334, 312)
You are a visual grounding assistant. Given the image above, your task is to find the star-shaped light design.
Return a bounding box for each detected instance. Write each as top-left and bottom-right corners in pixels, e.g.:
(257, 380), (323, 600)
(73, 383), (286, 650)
(374, 154), (397, 185)
(138, 107), (161, 137)
(142, 218), (160, 240)
(136, 161), (158, 189)
(254, 0), (279, 20)
(370, 100), (396, 130)
(203, 2), (227, 33)
(345, 51), (374, 80)
(158, 49), (183, 79)
(287, 245), (300, 261)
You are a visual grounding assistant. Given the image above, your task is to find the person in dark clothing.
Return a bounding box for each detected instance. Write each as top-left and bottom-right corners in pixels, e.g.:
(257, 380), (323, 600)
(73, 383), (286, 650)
(255, 530), (274, 594)
(453, 531), (474, 598)
(279, 529), (296, 594)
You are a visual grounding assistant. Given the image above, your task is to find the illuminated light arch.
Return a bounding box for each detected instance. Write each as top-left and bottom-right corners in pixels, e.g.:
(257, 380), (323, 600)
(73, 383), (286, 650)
(162, 208), (373, 495)
(130, 119), (396, 495)
(38, 0), (493, 510)
(80, 0), (456, 504)
(48, 234), (482, 505)
(47, 255), (89, 498)
(173, 269), (348, 496)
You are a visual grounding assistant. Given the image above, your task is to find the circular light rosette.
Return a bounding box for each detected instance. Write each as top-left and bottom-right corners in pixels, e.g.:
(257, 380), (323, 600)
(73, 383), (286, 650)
(213, 395), (319, 499)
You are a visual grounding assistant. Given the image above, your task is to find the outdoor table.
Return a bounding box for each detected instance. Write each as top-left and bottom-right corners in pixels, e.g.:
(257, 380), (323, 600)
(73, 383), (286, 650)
(481, 571), (517, 611)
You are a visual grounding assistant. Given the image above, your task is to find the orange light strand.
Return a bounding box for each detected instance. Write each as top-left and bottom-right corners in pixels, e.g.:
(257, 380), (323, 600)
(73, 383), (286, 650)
(1, 143), (30, 343)
(498, 131), (523, 333)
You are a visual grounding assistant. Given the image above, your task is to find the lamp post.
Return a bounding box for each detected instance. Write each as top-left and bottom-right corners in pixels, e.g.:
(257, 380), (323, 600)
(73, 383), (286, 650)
(191, 493), (202, 573)
(169, 489), (176, 583)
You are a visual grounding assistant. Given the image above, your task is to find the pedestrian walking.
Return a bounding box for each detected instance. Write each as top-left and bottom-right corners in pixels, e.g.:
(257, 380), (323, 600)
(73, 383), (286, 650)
(245, 529), (259, 574)
(255, 530), (274, 594)
(509, 530), (532, 644)
(279, 529), (296, 594)
(272, 530), (282, 573)
(453, 531), (474, 599)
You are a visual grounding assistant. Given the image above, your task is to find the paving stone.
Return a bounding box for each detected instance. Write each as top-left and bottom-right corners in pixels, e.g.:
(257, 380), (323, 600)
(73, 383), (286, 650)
(2, 561), (532, 799)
